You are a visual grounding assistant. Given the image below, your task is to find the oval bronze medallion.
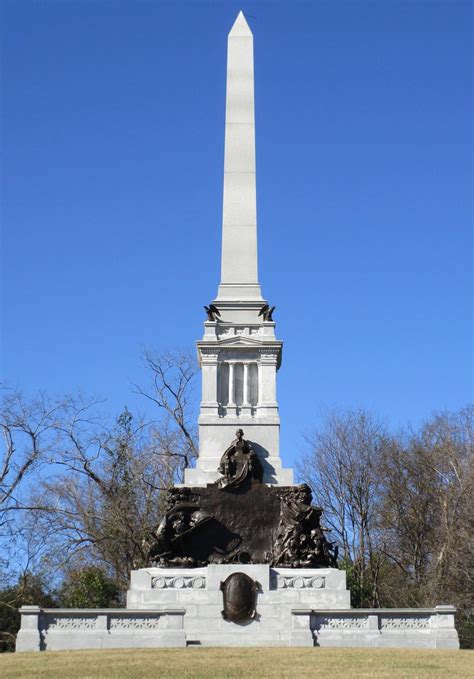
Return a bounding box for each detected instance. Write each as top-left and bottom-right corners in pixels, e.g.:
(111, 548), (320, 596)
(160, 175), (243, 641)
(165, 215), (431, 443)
(220, 572), (259, 623)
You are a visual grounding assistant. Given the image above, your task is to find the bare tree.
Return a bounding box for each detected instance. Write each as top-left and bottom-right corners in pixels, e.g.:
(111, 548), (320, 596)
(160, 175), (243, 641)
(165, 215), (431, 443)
(3, 348), (200, 595)
(299, 404), (474, 641)
(0, 388), (69, 535)
(379, 407), (474, 619)
(28, 404), (175, 592)
(297, 409), (390, 607)
(134, 348), (199, 479)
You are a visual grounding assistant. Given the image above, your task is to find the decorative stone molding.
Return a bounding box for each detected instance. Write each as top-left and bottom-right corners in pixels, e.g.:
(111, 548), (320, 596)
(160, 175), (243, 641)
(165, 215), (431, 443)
(199, 350), (219, 364)
(380, 616), (430, 630)
(200, 347), (222, 357)
(42, 616), (97, 631)
(260, 349), (278, 361)
(152, 575), (206, 589)
(314, 615), (368, 630)
(216, 327), (262, 339)
(275, 576), (325, 589)
(109, 616), (162, 631)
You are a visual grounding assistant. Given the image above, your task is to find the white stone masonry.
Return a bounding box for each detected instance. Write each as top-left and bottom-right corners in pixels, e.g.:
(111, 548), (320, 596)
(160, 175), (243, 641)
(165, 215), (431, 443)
(217, 11), (262, 303)
(186, 12), (293, 487)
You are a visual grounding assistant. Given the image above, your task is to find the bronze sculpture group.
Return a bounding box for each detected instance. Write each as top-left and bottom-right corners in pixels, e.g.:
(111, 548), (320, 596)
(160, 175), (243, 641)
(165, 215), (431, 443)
(147, 430), (337, 570)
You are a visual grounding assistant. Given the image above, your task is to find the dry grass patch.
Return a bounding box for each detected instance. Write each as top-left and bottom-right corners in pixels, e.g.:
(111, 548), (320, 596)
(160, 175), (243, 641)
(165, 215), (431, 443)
(0, 647), (472, 679)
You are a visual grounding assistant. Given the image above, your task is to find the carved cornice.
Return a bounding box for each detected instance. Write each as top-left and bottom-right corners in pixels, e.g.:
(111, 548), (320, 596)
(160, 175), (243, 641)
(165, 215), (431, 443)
(199, 347), (220, 355)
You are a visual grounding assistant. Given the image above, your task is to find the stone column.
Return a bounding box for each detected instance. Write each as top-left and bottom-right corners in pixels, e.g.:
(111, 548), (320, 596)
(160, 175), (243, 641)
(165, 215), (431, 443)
(242, 362), (250, 405)
(227, 362), (237, 415)
(240, 361), (251, 415)
(228, 363), (235, 405)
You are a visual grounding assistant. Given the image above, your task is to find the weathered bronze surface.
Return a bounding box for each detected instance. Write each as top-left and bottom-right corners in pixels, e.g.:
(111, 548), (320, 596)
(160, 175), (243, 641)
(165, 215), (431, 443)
(216, 429), (263, 490)
(220, 572), (259, 623)
(147, 483), (337, 568)
(273, 484), (337, 567)
(258, 303), (276, 321)
(204, 304), (221, 321)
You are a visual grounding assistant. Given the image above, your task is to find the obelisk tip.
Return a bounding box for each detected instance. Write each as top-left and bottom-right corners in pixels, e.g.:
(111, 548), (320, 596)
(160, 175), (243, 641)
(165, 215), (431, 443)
(229, 11), (252, 37)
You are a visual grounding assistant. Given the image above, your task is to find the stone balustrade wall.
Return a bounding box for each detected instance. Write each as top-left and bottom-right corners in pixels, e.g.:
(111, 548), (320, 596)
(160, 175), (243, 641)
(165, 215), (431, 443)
(16, 607), (186, 652)
(291, 606), (459, 649)
(16, 603), (458, 650)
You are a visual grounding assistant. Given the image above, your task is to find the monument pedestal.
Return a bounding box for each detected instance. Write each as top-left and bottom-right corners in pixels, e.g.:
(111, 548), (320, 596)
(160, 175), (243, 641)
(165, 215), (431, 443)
(126, 565), (350, 647)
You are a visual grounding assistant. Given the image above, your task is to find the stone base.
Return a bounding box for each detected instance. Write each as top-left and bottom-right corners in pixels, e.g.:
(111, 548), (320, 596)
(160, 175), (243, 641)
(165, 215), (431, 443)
(126, 565), (459, 648)
(127, 565), (349, 646)
(16, 567), (459, 651)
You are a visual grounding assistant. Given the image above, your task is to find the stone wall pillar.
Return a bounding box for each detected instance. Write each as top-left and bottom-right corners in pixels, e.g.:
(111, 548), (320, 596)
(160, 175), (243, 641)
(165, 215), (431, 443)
(289, 610), (314, 647)
(434, 605), (460, 649)
(16, 606), (41, 652)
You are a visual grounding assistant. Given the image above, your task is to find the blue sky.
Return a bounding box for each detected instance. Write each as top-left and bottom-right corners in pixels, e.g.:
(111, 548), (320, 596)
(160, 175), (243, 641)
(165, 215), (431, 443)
(2, 1), (472, 469)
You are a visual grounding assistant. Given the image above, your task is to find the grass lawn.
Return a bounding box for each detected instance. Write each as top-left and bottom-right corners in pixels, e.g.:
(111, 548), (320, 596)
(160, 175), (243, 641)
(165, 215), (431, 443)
(0, 648), (472, 679)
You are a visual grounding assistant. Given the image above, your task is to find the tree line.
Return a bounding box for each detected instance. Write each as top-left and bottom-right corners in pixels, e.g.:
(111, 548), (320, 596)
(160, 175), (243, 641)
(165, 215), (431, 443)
(1, 349), (472, 648)
(298, 406), (473, 647)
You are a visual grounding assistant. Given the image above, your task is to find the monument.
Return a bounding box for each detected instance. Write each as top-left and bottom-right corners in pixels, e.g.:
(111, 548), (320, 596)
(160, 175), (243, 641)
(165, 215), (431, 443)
(16, 12), (459, 651)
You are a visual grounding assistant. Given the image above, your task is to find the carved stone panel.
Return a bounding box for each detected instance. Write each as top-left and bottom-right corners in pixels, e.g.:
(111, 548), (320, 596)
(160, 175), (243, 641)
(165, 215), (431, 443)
(314, 616), (369, 631)
(151, 576), (206, 589)
(380, 616), (430, 630)
(42, 616), (97, 632)
(109, 616), (162, 631)
(274, 575), (326, 589)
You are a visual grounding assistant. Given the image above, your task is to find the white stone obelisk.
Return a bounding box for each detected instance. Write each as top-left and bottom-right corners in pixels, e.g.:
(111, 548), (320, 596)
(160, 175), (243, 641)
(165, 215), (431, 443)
(217, 11), (262, 302)
(184, 12), (293, 487)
